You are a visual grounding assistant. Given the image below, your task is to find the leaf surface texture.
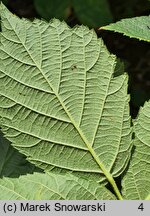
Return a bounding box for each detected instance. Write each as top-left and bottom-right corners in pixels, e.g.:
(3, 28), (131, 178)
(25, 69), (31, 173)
(0, 5), (132, 185)
(0, 172), (116, 199)
(122, 101), (150, 200)
(101, 16), (150, 42)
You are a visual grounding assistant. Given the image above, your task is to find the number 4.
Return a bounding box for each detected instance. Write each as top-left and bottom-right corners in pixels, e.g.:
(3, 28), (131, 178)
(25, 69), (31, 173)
(138, 203), (144, 211)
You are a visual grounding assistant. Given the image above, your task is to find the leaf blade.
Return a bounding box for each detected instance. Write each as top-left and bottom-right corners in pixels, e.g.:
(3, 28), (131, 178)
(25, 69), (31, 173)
(0, 4), (132, 199)
(101, 16), (150, 42)
(122, 101), (150, 200)
(0, 172), (116, 200)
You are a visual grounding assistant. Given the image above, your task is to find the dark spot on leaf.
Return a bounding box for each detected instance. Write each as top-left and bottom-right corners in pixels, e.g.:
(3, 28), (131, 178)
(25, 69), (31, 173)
(19, 92), (26, 96)
(147, 26), (150, 30)
(71, 64), (77, 70)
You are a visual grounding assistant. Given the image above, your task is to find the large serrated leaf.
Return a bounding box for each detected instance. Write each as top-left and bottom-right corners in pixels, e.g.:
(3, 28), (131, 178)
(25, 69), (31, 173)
(0, 172), (116, 200)
(122, 101), (150, 200)
(0, 4), (132, 199)
(101, 16), (150, 42)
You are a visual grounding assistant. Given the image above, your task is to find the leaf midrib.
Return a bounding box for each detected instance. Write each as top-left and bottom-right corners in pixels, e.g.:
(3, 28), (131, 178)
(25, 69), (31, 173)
(5, 17), (101, 166)
(3, 16), (123, 199)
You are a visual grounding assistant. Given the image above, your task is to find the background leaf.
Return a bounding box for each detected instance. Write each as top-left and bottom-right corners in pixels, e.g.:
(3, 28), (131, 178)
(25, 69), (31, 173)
(0, 172), (116, 200)
(0, 132), (41, 177)
(72, 0), (112, 27)
(0, 4), (132, 192)
(34, 0), (70, 21)
(122, 101), (150, 199)
(34, 0), (112, 27)
(101, 15), (150, 42)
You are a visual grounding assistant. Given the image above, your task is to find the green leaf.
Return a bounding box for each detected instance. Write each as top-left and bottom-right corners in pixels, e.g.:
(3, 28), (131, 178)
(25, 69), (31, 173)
(34, 0), (112, 27)
(113, 59), (125, 77)
(0, 172), (116, 199)
(34, 0), (70, 21)
(72, 0), (112, 27)
(101, 16), (150, 42)
(0, 132), (41, 177)
(0, 4), (132, 199)
(122, 101), (150, 200)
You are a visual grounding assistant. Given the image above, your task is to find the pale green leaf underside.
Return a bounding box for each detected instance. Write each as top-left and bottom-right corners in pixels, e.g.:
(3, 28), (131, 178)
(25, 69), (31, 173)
(122, 101), (150, 200)
(0, 4), (132, 183)
(0, 172), (116, 200)
(101, 16), (150, 42)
